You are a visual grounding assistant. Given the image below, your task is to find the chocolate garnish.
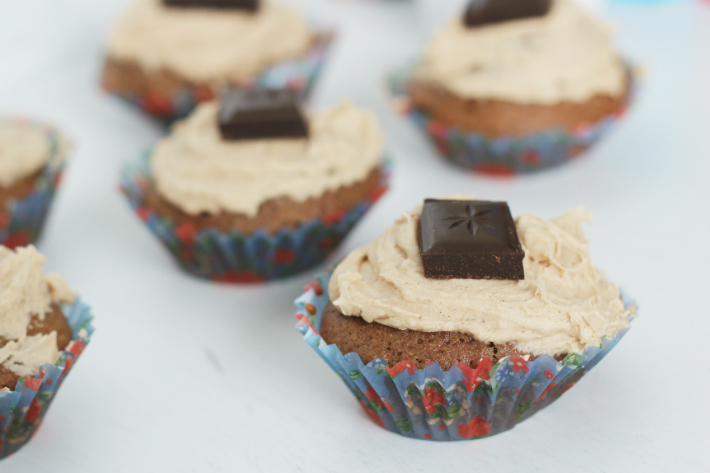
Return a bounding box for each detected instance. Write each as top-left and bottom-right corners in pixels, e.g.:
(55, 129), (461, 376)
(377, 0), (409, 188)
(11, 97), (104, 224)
(162, 0), (259, 11)
(418, 199), (525, 280)
(218, 88), (309, 141)
(464, 0), (551, 27)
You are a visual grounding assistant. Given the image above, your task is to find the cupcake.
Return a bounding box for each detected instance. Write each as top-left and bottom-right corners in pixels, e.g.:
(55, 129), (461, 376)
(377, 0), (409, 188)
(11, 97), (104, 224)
(390, 0), (634, 174)
(121, 88), (389, 283)
(102, 0), (334, 122)
(0, 245), (94, 458)
(0, 119), (69, 249)
(296, 198), (636, 440)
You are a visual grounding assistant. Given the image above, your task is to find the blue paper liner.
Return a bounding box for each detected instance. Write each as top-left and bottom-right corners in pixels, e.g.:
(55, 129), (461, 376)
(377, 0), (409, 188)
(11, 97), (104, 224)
(0, 119), (69, 249)
(296, 272), (637, 440)
(106, 29), (335, 123)
(0, 299), (94, 459)
(120, 154), (390, 283)
(388, 63), (637, 175)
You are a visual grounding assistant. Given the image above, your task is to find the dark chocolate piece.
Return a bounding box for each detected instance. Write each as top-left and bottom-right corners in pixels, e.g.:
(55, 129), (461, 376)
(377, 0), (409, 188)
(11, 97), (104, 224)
(418, 199), (525, 280)
(218, 88), (309, 141)
(464, 0), (551, 27)
(163, 0), (259, 11)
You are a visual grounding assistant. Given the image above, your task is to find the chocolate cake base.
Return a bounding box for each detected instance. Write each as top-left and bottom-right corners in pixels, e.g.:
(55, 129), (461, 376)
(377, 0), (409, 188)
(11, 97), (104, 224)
(144, 166), (382, 234)
(0, 304), (72, 390)
(407, 76), (629, 138)
(320, 302), (565, 370)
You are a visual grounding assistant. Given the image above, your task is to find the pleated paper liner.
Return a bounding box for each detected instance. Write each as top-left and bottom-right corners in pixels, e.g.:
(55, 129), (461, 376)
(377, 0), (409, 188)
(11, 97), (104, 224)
(106, 29), (335, 123)
(296, 272), (637, 440)
(388, 63), (639, 175)
(120, 154), (390, 283)
(0, 119), (69, 249)
(0, 299), (94, 459)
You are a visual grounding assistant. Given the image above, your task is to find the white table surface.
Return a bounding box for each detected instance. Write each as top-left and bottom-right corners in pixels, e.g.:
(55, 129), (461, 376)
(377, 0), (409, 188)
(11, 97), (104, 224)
(1, 0), (709, 471)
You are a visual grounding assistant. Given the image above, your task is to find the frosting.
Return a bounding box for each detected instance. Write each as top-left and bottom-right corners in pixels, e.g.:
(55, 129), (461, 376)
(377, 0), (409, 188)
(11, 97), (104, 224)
(0, 120), (51, 187)
(0, 246), (76, 377)
(107, 0), (313, 84)
(412, 0), (626, 105)
(329, 201), (630, 356)
(151, 101), (383, 217)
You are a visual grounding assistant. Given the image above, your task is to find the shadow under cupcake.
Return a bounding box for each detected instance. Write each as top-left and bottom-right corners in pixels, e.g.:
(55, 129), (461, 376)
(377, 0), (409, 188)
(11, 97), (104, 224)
(389, 0), (636, 175)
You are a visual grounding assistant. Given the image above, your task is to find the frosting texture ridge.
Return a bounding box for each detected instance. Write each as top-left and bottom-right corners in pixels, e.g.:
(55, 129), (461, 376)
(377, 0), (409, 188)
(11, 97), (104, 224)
(0, 246), (76, 377)
(0, 120), (51, 187)
(329, 202), (629, 356)
(151, 101), (383, 217)
(107, 0), (313, 83)
(412, 0), (626, 104)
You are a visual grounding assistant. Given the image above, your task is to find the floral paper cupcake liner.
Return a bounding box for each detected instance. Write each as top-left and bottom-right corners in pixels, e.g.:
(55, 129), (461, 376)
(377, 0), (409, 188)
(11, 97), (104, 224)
(388, 63), (637, 175)
(0, 119), (69, 249)
(113, 30), (335, 123)
(296, 272), (637, 441)
(120, 154), (389, 283)
(0, 299), (94, 459)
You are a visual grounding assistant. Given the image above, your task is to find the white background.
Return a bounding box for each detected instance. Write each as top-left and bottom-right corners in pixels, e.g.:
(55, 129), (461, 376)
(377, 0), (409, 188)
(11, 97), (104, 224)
(1, 0), (709, 471)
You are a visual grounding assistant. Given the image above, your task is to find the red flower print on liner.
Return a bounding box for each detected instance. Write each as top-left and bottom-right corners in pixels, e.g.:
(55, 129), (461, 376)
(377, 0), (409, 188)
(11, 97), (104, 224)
(272, 248), (295, 265)
(322, 209), (346, 225)
(386, 360), (416, 377)
(536, 383), (557, 402)
(424, 434), (432, 439)
(4, 231), (32, 249)
(544, 370), (555, 380)
(303, 281), (324, 296)
(364, 386), (393, 412)
(457, 417), (491, 439)
(360, 401), (384, 428)
(457, 358), (492, 392)
(24, 399), (43, 424)
(422, 388), (446, 415)
(136, 206), (152, 222)
(174, 223), (196, 245)
(509, 355), (529, 374)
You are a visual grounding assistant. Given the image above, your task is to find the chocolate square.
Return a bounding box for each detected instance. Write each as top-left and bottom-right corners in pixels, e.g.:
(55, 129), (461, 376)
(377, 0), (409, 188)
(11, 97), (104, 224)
(218, 88), (309, 141)
(464, 0), (551, 28)
(419, 199), (525, 280)
(163, 0), (258, 11)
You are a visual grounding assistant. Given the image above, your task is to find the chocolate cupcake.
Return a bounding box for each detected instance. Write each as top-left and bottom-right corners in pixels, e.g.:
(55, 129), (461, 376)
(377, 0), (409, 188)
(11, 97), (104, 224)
(121, 90), (388, 282)
(297, 198), (636, 440)
(390, 0), (635, 174)
(102, 0), (334, 121)
(0, 119), (70, 248)
(0, 245), (94, 458)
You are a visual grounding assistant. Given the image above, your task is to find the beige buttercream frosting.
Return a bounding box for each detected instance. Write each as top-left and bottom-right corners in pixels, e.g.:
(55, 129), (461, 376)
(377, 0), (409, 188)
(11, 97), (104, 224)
(151, 101), (383, 217)
(0, 120), (51, 187)
(107, 0), (313, 84)
(412, 0), (626, 105)
(0, 246), (76, 378)
(329, 201), (630, 357)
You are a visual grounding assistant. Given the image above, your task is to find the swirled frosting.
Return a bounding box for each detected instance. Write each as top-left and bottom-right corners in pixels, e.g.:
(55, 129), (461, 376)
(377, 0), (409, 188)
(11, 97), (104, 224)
(329, 201), (629, 356)
(0, 120), (51, 187)
(151, 101), (383, 216)
(0, 246), (76, 377)
(107, 0), (313, 84)
(412, 0), (626, 105)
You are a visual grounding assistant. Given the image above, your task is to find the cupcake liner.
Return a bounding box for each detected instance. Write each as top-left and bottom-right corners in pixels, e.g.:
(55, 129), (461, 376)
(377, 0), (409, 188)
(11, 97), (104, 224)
(296, 272), (637, 441)
(112, 29), (335, 123)
(0, 299), (94, 459)
(388, 63), (637, 175)
(0, 119), (69, 249)
(120, 153), (390, 283)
